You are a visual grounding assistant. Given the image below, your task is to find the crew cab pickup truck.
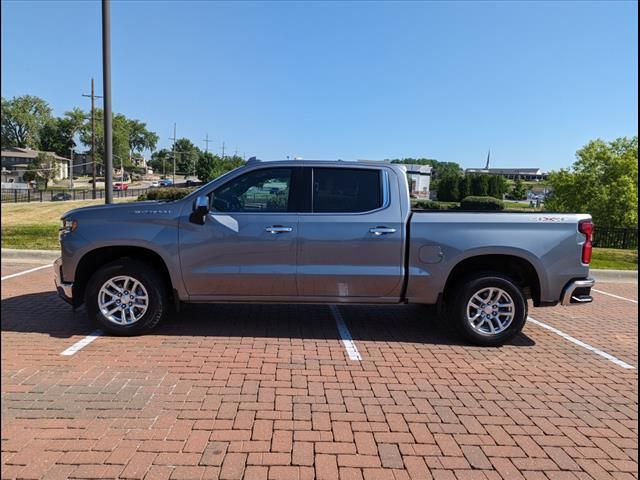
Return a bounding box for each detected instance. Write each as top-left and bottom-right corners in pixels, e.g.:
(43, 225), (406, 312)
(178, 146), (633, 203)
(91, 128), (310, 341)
(55, 160), (595, 346)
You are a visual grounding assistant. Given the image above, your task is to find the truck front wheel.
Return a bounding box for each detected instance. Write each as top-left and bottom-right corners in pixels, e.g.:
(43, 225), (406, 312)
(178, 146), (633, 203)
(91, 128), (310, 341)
(85, 259), (167, 336)
(450, 272), (527, 346)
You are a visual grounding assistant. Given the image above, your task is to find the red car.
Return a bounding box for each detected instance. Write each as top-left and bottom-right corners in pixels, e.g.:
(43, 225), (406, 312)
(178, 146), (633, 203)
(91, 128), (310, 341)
(113, 183), (129, 191)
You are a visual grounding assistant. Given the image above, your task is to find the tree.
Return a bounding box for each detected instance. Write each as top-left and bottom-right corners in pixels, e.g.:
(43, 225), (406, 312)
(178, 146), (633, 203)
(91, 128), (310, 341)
(545, 136), (638, 227)
(470, 174), (490, 196)
(27, 152), (59, 189)
(487, 175), (507, 199)
(511, 177), (527, 200)
(390, 158), (462, 194)
(436, 174), (460, 202)
(196, 152), (245, 183)
(390, 158), (462, 178)
(79, 110), (157, 171)
(172, 138), (200, 175)
(127, 119), (158, 162)
(458, 175), (471, 200)
(38, 109), (86, 157)
(149, 149), (172, 176)
(1, 95), (52, 148)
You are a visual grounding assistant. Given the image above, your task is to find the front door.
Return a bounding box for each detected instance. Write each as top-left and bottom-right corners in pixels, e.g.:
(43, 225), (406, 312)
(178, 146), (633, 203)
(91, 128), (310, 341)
(179, 167), (300, 298)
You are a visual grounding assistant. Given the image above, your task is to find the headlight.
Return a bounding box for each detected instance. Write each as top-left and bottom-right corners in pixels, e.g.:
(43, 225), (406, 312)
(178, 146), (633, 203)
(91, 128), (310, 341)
(60, 218), (77, 235)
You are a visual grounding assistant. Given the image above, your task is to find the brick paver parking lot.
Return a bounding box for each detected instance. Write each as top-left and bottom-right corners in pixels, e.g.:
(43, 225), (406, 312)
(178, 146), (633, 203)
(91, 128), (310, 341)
(1, 260), (637, 479)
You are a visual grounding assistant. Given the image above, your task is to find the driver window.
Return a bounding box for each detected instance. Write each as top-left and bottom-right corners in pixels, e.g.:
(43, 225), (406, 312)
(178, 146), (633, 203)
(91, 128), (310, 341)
(211, 168), (292, 212)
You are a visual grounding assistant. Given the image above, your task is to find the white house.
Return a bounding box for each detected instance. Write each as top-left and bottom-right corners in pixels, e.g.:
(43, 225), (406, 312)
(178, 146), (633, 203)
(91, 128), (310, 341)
(399, 163), (432, 198)
(1, 147), (71, 183)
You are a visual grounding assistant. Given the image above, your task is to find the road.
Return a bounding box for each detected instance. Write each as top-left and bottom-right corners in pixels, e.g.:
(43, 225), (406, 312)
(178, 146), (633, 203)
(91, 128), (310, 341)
(1, 259), (637, 479)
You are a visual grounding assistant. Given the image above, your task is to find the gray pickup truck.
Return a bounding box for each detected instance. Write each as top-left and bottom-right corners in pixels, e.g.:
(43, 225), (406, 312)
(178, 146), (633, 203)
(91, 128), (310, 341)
(55, 160), (595, 346)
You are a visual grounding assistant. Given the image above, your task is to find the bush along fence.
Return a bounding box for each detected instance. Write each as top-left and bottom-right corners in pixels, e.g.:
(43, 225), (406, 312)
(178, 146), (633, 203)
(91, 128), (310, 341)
(1, 186), (184, 203)
(593, 226), (638, 250)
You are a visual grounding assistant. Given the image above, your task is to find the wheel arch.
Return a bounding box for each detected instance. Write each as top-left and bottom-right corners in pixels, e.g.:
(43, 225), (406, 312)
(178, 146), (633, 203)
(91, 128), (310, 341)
(72, 246), (174, 308)
(442, 254), (542, 306)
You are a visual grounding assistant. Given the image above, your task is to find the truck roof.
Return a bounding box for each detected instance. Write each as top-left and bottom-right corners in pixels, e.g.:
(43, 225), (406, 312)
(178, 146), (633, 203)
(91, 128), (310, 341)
(245, 159), (398, 168)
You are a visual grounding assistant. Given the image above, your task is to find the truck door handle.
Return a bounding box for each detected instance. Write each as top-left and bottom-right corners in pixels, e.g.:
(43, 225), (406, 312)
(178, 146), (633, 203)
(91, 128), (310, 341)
(265, 225), (293, 234)
(369, 226), (397, 236)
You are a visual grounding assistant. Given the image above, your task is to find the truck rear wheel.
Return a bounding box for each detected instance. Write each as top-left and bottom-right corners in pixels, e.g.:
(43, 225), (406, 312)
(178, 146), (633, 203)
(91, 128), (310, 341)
(85, 259), (167, 336)
(450, 272), (527, 346)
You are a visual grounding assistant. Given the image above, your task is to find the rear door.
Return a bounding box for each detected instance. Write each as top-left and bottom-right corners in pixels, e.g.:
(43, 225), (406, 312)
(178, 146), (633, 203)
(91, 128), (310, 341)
(179, 167), (302, 298)
(297, 166), (405, 299)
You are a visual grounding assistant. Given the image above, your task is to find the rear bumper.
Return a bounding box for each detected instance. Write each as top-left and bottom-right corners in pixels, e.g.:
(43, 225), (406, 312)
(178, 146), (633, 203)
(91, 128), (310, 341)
(560, 277), (595, 306)
(53, 257), (73, 304)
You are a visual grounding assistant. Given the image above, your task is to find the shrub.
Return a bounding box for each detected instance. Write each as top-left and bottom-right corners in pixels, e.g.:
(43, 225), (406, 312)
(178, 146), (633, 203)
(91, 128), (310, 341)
(138, 187), (194, 201)
(414, 200), (449, 210)
(460, 196), (504, 211)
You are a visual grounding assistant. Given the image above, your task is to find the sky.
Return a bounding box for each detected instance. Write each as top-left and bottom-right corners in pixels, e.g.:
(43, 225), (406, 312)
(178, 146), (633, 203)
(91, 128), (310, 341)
(1, 0), (637, 170)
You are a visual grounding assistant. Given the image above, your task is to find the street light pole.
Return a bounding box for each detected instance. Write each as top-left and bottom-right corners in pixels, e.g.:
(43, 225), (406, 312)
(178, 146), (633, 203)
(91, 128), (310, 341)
(102, 0), (113, 204)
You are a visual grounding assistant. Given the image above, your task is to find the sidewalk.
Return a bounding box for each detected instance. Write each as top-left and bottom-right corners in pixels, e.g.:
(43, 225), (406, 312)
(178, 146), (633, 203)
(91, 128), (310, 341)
(2, 248), (637, 282)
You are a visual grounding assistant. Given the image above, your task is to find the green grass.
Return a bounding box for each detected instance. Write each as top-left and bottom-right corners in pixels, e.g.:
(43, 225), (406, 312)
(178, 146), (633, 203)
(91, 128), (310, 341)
(1, 224), (60, 250)
(1, 198), (136, 250)
(503, 201), (542, 210)
(591, 248), (638, 271)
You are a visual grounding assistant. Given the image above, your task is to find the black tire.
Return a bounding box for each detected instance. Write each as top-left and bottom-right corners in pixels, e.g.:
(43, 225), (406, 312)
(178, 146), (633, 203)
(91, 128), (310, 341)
(85, 259), (167, 336)
(449, 272), (527, 347)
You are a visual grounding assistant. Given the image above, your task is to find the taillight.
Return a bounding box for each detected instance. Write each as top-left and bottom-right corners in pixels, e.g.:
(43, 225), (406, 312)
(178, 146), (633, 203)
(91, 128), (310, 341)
(579, 220), (594, 264)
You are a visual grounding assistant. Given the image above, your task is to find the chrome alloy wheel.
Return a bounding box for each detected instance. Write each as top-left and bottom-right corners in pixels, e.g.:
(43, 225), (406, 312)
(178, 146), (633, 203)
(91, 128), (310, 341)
(466, 287), (515, 336)
(98, 275), (149, 325)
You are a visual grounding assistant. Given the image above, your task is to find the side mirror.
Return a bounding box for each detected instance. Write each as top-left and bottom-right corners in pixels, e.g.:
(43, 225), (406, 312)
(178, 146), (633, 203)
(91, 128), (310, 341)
(190, 195), (209, 225)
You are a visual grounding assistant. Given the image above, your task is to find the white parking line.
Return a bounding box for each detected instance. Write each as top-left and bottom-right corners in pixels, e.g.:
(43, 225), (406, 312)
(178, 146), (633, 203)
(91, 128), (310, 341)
(592, 288), (638, 304)
(527, 316), (634, 369)
(60, 330), (103, 356)
(330, 305), (362, 361)
(1, 264), (51, 281)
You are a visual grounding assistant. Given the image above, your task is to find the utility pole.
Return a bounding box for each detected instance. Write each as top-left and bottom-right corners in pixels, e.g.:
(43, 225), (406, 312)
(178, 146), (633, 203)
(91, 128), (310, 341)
(203, 133), (212, 154)
(102, 0), (113, 204)
(169, 123), (177, 184)
(69, 149), (74, 189)
(221, 142), (225, 160)
(82, 78), (103, 199)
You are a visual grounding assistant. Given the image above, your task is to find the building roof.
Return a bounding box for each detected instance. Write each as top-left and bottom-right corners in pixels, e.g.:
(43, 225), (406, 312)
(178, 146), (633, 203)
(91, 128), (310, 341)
(397, 163), (433, 174)
(1, 147), (70, 162)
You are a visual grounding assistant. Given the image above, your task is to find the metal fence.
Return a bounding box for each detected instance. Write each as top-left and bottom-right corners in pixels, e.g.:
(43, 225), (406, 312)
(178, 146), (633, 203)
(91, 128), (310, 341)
(1, 187), (152, 203)
(593, 227), (638, 250)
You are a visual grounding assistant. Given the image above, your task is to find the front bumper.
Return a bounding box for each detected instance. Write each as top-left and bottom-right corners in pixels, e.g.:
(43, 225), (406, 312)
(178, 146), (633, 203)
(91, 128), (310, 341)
(560, 277), (595, 306)
(53, 257), (73, 304)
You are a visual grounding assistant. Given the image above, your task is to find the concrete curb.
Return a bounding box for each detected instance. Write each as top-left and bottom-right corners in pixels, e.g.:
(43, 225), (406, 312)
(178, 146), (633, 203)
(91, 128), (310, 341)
(1, 248), (59, 264)
(591, 269), (638, 283)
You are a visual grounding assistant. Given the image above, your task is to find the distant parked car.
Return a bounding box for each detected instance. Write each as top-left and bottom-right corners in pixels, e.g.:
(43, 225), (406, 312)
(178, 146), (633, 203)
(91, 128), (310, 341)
(113, 183), (129, 191)
(150, 181), (160, 188)
(159, 179), (173, 187)
(51, 192), (72, 201)
(186, 180), (202, 187)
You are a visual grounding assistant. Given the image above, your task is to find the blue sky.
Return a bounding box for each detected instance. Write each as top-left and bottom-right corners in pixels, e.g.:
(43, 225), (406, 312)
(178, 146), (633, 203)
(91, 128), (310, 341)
(2, 1), (637, 170)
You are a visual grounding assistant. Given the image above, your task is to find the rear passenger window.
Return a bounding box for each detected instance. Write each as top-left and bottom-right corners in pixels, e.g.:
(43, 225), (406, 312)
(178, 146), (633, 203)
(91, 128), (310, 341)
(313, 168), (382, 213)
